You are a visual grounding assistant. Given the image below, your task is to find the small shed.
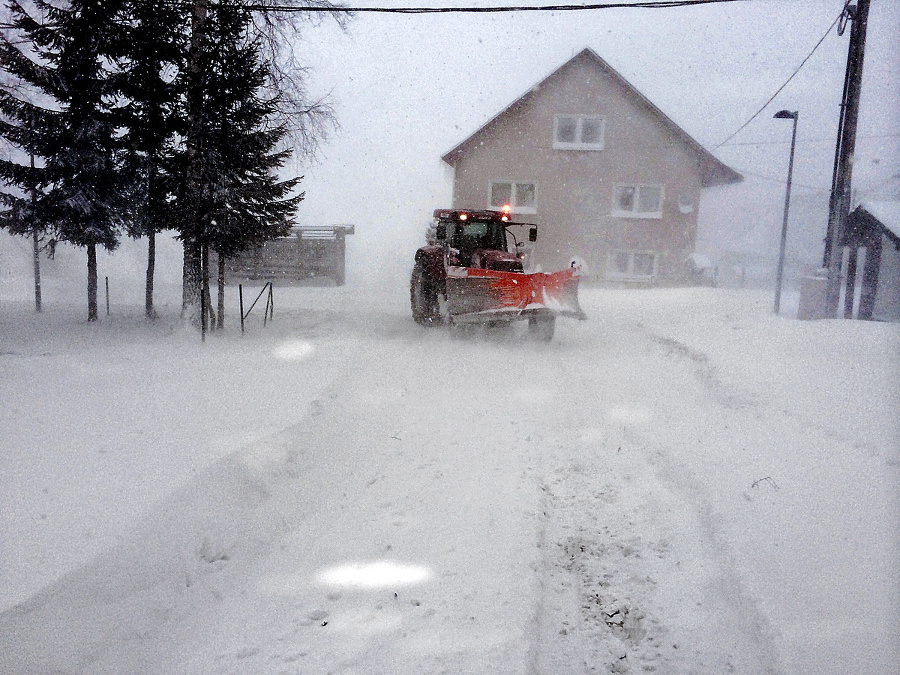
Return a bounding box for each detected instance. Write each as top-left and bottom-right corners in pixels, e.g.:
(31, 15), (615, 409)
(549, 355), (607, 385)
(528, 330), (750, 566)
(225, 225), (354, 286)
(845, 202), (900, 321)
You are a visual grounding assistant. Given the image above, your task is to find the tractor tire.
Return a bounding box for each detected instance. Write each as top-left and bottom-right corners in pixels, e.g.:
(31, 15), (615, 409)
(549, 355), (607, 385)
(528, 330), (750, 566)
(410, 263), (443, 326)
(528, 314), (555, 342)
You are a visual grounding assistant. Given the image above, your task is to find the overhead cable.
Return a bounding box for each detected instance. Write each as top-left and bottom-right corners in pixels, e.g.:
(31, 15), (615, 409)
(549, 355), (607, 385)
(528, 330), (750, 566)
(0, 1), (749, 32)
(247, 0), (744, 13)
(724, 165), (830, 193)
(718, 132), (900, 148)
(713, 6), (844, 150)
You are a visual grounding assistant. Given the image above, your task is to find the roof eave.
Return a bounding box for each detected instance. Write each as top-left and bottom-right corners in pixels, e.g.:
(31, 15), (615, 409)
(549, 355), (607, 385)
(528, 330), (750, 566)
(701, 160), (744, 188)
(441, 90), (537, 166)
(442, 47), (744, 188)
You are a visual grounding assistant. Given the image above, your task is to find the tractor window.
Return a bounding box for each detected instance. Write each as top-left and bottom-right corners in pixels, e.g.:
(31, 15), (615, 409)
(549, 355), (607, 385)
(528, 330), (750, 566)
(450, 221), (507, 251)
(461, 222), (488, 239)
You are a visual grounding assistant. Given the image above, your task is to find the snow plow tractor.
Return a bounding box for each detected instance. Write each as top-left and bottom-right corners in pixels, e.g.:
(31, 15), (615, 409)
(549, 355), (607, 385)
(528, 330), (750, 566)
(410, 208), (587, 341)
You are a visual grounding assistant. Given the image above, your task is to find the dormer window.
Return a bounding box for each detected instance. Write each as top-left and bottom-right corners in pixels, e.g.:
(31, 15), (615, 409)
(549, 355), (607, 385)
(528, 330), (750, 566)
(553, 115), (605, 150)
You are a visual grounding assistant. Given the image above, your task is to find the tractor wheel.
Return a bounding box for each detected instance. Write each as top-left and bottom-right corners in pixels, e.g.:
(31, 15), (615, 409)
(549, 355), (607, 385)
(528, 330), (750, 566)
(410, 263), (442, 326)
(527, 314), (555, 342)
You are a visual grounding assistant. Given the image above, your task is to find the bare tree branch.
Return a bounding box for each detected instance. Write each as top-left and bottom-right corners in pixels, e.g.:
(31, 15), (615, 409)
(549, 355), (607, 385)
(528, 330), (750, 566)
(246, 0), (351, 161)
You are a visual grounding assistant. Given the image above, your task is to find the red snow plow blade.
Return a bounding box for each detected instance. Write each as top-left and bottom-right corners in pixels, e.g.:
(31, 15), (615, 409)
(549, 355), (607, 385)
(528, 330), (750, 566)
(445, 265), (587, 324)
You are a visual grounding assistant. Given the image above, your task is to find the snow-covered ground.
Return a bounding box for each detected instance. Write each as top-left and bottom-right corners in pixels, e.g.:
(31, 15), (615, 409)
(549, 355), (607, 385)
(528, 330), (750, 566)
(1, 278), (898, 674)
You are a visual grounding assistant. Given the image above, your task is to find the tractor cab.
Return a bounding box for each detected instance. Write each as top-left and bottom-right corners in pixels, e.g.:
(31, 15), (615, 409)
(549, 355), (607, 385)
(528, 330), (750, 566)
(448, 219), (507, 266)
(433, 208), (536, 270)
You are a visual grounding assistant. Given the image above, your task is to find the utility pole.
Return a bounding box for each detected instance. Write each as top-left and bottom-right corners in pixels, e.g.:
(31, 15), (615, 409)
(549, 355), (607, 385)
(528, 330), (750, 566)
(824, 0), (870, 317)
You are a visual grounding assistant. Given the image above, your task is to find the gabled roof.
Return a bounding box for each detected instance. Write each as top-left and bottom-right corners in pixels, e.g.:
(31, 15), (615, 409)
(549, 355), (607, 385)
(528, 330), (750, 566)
(850, 202), (900, 246)
(441, 47), (742, 188)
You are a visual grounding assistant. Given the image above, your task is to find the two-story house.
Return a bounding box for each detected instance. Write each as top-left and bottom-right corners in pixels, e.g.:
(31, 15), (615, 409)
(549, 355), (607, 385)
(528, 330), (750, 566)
(441, 47), (742, 283)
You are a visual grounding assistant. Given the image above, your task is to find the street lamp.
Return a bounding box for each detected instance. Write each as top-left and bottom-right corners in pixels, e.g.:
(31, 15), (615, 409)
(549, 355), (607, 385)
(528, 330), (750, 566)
(773, 109), (798, 315)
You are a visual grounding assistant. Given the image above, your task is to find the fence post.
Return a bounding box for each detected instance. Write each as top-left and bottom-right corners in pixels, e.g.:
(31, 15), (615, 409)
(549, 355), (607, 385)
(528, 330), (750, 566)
(239, 284), (245, 333)
(105, 277), (110, 316)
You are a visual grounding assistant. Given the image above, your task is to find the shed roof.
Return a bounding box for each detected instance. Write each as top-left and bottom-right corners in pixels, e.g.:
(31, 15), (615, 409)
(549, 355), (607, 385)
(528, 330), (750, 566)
(854, 201), (900, 242)
(441, 47), (742, 188)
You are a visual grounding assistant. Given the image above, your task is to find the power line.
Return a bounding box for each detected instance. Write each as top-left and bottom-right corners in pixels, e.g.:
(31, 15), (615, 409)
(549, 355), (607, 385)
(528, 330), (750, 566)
(1, 1), (746, 31)
(718, 132), (900, 148)
(725, 166), (830, 194)
(712, 4), (846, 150)
(247, 0), (744, 13)
(730, 164), (897, 197)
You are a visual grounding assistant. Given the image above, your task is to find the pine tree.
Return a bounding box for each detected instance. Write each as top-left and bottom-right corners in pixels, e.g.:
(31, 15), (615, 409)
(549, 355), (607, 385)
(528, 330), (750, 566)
(0, 0), (125, 322)
(206, 3), (302, 329)
(0, 4), (58, 311)
(173, 0), (302, 329)
(0, 90), (53, 312)
(176, 0), (210, 324)
(111, 0), (186, 319)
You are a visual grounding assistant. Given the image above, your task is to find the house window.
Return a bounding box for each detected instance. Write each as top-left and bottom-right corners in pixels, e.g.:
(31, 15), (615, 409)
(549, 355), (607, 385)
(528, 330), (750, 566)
(553, 115), (605, 150)
(490, 181), (536, 214)
(612, 184), (663, 218)
(606, 250), (658, 280)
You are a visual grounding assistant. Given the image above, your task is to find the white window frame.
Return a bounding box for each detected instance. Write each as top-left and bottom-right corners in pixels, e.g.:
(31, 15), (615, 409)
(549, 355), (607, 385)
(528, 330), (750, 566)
(553, 115), (605, 151)
(611, 183), (664, 219)
(489, 180), (537, 215)
(606, 249), (658, 281)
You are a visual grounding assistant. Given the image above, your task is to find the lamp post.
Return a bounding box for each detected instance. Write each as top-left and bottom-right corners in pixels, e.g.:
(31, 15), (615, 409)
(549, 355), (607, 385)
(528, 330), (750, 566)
(773, 110), (798, 315)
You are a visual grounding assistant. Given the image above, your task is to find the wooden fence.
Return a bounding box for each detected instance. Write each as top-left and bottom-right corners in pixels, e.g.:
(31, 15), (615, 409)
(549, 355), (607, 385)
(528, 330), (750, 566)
(224, 225), (354, 285)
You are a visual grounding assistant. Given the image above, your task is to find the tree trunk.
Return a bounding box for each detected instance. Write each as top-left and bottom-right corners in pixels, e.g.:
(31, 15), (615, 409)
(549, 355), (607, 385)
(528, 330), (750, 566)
(87, 242), (98, 322)
(217, 253), (225, 329)
(145, 228), (157, 319)
(32, 229), (42, 313)
(30, 151), (41, 313)
(183, 0), (207, 329)
(201, 239), (215, 334)
(182, 236), (202, 323)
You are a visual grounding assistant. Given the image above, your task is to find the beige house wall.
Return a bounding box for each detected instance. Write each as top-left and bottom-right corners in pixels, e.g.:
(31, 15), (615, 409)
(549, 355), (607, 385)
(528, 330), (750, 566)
(448, 53), (707, 282)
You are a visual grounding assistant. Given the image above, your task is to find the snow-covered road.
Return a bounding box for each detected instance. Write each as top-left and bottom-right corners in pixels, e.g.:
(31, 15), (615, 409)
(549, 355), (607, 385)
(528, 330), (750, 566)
(1, 286), (897, 673)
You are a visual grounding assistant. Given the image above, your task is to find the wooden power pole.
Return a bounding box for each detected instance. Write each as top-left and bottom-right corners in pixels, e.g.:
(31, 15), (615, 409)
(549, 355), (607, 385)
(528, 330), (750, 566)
(824, 0), (870, 316)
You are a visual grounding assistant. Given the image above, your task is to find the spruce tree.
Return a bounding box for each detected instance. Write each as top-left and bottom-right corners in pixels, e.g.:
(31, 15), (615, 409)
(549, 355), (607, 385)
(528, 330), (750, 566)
(207, 4), (302, 328)
(0, 4), (58, 311)
(111, 0), (186, 319)
(173, 0), (302, 328)
(0, 0), (125, 321)
(0, 84), (54, 311)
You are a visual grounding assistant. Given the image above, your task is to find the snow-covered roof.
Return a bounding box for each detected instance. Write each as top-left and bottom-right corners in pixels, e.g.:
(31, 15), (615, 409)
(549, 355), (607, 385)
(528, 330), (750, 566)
(856, 201), (900, 240)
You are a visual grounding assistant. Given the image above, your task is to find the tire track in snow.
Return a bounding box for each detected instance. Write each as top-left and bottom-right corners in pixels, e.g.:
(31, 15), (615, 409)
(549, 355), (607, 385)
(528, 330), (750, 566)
(629, 322), (781, 673)
(640, 327), (758, 412)
(524, 320), (780, 673)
